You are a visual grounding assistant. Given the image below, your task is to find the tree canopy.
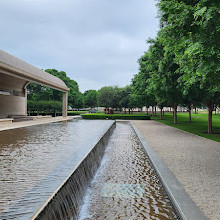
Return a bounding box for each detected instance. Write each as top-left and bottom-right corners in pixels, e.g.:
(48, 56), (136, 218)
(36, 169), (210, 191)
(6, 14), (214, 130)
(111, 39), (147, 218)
(84, 90), (98, 108)
(27, 69), (84, 109)
(129, 0), (220, 132)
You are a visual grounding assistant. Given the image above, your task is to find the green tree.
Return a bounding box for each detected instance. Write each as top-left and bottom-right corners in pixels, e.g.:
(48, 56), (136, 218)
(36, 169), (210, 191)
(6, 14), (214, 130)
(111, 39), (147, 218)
(146, 38), (183, 123)
(98, 86), (115, 107)
(131, 57), (157, 115)
(157, 0), (220, 133)
(84, 90), (98, 108)
(27, 69), (84, 109)
(118, 86), (132, 113)
(45, 69), (84, 108)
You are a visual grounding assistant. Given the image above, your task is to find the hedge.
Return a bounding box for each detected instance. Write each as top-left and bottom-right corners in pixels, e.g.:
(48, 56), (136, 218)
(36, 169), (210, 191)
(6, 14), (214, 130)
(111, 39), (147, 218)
(68, 112), (81, 116)
(28, 100), (62, 114)
(68, 111), (89, 116)
(81, 114), (150, 120)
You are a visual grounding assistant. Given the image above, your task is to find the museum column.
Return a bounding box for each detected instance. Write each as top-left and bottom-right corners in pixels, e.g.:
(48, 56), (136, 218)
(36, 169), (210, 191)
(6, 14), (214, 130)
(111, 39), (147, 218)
(62, 92), (68, 117)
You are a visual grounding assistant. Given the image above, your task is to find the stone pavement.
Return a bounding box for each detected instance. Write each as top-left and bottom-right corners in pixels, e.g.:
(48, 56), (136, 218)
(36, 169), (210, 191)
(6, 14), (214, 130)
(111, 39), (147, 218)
(0, 116), (81, 132)
(133, 120), (220, 220)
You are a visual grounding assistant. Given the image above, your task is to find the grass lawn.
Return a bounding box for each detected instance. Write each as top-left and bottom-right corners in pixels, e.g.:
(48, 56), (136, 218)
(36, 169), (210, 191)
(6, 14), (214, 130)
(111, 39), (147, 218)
(152, 112), (220, 142)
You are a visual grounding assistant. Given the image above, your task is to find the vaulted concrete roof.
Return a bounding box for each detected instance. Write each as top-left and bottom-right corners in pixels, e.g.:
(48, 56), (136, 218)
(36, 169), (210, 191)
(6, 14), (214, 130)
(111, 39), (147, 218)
(0, 50), (69, 92)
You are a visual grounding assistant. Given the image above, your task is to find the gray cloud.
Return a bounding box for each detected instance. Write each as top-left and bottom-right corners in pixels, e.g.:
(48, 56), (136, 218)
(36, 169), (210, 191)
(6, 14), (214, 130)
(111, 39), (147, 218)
(0, 0), (159, 92)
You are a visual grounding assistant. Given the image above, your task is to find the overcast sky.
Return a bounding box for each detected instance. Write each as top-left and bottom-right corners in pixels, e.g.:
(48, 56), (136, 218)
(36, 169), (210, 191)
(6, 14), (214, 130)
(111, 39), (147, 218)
(0, 0), (159, 92)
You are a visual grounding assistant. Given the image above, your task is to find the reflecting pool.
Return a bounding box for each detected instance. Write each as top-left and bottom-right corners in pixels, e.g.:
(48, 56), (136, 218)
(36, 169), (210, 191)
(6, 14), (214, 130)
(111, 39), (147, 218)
(0, 120), (113, 218)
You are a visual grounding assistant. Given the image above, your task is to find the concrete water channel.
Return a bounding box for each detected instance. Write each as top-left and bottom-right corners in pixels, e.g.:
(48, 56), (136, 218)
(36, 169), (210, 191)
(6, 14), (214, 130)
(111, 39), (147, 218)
(78, 122), (178, 220)
(0, 119), (206, 219)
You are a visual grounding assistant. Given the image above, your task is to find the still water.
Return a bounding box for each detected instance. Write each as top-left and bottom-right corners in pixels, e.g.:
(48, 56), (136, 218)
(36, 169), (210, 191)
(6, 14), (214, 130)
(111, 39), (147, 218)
(79, 122), (178, 220)
(0, 120), (113, 218)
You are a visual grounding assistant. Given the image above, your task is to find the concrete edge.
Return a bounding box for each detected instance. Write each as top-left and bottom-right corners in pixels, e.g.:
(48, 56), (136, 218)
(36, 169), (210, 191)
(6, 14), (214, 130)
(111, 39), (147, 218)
(0, 116), (81, 132)
(30, 120), (115, 220)
(130, 121), (208, 220)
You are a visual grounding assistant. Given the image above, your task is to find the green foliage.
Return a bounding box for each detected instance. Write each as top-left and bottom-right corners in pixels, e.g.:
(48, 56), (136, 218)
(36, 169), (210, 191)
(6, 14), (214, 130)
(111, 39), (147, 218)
(27, 100), (62, 113)
(97, 85), (136, 110)
(157, 0), (220, 104)
(45, 69), (84, 108)
(131, 73), (155, 109)
(84, 90), (98, 108)
(27, 69), (85, 108)
(117, 86), (132, 109)
(146, 38), (182, 108)
(67, 111), (89, 116)
(130, 0), (219, 132)
(81, 113), (150, 120)
(98, 86), (115, 107)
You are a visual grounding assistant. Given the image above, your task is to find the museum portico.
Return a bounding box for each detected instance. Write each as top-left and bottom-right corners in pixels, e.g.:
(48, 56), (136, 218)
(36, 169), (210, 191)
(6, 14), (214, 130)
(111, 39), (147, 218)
(0, 50), (69, 119)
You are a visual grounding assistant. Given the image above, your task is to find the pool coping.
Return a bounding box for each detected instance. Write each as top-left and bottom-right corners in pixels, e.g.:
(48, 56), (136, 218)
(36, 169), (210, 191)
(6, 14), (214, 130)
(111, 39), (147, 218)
(0, 116), (81, 132)
(131, 121), (208, 220)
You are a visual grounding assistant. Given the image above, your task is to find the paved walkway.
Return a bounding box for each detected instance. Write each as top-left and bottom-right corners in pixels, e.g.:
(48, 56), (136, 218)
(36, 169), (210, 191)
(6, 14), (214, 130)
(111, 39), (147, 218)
(0, 116), (81, 132)
(133, 120), (220, 220)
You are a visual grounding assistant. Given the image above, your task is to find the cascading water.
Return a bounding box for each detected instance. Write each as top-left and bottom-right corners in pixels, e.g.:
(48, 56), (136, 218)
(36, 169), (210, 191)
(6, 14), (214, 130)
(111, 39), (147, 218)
(0, 120), (115, 220)
(78, 122), (179, 220)
(0, 120), (179, 219)
(31, 122), (115, 220)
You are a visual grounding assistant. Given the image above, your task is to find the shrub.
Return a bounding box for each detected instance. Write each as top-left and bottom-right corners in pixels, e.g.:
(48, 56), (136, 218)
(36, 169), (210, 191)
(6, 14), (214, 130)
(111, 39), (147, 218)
(68, 111), (89, 116)
(68, 112), (81, 116)
(27, 100), (62, 115)
(81, 114), (150, 120)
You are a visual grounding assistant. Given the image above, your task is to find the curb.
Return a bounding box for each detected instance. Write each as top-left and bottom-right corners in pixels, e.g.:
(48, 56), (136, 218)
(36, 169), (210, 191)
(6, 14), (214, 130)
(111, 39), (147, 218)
(131, 121), (208, 220)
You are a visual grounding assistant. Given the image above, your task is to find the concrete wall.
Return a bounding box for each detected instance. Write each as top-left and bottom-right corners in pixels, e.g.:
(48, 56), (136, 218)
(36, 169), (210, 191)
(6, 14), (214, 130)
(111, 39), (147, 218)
(0, 95), (26, 118)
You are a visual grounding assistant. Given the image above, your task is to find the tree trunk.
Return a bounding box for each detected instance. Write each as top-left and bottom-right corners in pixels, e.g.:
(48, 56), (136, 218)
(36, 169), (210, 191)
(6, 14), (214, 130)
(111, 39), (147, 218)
(151, 106), (154, 116)
(160, 108), (163, 120)
(207, 103), (214, 134)
(188, 104), (192, 123)
(173, 104), (177, 124)
(155, 106), (157, 114)
(129, 108), (131, 114)
(194, 107), (196, 114)
(146, 108), (148, 115)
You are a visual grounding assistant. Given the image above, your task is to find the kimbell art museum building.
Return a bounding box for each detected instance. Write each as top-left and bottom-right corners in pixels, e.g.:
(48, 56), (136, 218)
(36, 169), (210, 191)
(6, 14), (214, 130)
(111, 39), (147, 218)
(0, 50), (69, 119)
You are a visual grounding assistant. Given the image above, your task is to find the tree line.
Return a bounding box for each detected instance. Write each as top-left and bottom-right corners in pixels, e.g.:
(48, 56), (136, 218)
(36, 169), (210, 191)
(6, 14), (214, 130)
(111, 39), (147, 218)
(131, 0), (219, 133)
(83, 0), (220, 133)
(28, 0), (219, 133)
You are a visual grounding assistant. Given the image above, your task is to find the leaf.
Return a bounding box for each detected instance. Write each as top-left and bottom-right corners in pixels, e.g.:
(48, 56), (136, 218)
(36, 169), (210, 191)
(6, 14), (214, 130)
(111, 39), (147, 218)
(194, 6), (207, 20)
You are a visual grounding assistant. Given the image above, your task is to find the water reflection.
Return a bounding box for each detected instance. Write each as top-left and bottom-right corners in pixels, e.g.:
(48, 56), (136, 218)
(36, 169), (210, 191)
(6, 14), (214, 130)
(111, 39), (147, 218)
(0, 120), (113, 217)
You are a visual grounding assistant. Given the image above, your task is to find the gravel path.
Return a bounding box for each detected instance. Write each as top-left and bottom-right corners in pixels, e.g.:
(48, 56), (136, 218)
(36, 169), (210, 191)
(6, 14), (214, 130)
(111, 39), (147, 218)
(133, 120), (220, 220)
